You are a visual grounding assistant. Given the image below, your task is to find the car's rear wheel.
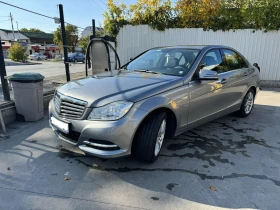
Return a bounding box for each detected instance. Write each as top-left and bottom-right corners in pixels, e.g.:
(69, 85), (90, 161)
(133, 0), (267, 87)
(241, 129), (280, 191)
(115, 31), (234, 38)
(135, 112), (167, 163)
(237, 88), (255, 117)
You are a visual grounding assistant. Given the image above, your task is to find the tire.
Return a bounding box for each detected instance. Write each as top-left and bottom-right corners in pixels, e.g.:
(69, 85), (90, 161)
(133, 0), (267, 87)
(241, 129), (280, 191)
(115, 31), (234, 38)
(236, 88), (255, 117)
(82, 59), (85, 63)
(37, 57), (40, 60)
(135, 112), (167, 163)
(74, 59), (77, 63)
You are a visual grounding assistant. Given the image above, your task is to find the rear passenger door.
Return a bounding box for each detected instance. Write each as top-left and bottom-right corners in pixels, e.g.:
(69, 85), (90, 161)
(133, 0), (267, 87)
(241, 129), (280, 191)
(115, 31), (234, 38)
(220, 49), (249, 110)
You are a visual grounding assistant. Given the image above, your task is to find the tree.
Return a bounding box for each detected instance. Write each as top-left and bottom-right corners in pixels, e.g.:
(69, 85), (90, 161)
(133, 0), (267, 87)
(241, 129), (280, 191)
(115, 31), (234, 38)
(103, 0), (280, 34)
(246, 0), (280, 30)
(104, 0), (128, 38)
(79, 35), (90, 53)
(53, 24), (78, 52)
(129, 0), (176, 30)
(20, 28), (45, 33)
(8, 42), (27, 62)
(175, 0), (221, 29)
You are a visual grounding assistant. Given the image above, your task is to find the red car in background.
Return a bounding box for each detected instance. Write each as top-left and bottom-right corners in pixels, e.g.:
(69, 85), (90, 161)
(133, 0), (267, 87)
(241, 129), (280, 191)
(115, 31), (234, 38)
(43, 52), (52, 59)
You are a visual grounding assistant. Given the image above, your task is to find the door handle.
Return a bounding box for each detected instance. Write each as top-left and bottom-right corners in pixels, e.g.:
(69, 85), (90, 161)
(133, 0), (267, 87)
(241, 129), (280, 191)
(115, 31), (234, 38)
(220, 78), (227, 84)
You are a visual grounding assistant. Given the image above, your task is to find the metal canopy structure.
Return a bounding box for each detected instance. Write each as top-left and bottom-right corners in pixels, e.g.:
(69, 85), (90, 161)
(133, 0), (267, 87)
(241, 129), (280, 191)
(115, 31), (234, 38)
(85, 36), (120, 76)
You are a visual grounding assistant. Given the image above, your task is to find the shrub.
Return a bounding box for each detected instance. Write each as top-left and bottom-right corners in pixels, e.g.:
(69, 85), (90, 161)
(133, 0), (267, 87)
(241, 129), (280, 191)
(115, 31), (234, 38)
(8, 43), (27, 62)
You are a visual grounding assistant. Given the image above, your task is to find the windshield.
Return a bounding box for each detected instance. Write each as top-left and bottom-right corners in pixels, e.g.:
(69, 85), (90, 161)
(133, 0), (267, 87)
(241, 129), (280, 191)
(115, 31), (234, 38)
(125, 48), (200, 76)
(68, 53), (76, 57)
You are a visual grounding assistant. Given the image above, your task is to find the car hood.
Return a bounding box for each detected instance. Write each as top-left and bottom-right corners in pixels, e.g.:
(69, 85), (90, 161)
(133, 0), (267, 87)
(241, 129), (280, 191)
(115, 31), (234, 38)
(57, 70), (183, 107)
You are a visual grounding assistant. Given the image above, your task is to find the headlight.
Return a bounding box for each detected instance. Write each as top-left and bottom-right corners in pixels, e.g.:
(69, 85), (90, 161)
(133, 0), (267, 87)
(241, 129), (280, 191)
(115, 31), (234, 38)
(87, 101), (133, 121)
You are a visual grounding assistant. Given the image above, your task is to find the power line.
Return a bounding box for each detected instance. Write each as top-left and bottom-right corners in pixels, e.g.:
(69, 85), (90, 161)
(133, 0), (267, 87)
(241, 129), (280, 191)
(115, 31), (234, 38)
(0, 1), (54, 20)
(0, 19), (10, 22)
(0, 1), (91, 32)
(90, 0), (106, 12)
(98, 0), (107, 6)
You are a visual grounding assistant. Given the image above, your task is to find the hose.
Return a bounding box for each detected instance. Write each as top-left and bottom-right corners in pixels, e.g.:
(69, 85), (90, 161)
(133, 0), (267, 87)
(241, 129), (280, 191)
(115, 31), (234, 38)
(85, 38), (121, 77)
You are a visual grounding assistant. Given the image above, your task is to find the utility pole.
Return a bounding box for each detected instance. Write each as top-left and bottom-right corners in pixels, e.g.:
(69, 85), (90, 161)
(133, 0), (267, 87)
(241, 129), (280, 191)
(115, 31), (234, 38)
(59, 4), (70, 82)
(92, 19), (95, 38)
(9, 12), (15, 40)
(0, 38), (11, 101)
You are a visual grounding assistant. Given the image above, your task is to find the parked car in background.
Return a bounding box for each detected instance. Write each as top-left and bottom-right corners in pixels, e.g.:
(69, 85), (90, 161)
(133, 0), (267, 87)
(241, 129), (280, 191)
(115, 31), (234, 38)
(43, 52), (52, 59)
(63, 52), (85, 63)
(29, 53), (47, 60)
(49, 45), (260, 163)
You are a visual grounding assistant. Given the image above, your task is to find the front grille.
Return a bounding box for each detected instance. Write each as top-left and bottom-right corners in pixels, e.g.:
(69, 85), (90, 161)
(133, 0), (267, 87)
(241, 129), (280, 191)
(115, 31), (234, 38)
(54, 91), (87, 119)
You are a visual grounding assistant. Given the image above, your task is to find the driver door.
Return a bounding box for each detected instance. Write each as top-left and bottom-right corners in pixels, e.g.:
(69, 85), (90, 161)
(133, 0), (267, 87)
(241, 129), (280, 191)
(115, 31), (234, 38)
(187, 49), (231, 128)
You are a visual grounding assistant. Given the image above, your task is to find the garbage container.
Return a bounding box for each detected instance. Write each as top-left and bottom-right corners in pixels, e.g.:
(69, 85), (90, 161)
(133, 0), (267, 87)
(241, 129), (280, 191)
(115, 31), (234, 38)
(8, 73), (44, 122)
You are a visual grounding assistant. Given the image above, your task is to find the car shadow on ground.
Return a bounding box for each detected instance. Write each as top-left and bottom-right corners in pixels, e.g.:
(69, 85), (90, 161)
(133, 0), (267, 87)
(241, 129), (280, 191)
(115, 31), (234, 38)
(1, 103), (280, 209)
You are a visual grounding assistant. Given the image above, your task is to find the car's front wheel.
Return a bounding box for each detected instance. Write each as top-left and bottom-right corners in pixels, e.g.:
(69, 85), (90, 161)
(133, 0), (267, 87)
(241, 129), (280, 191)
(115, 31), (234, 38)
(135, 112), (167, 163)
(237, 88), (255, 117)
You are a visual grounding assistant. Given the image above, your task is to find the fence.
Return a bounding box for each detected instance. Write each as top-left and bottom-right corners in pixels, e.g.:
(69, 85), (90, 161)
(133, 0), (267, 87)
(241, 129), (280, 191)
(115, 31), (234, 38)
(117, 25), (280, 83)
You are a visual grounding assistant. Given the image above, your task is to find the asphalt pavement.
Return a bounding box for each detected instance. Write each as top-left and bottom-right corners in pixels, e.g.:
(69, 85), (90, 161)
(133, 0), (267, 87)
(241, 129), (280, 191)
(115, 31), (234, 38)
(0, 90), (279, 210)
(5, 59), (85, 79)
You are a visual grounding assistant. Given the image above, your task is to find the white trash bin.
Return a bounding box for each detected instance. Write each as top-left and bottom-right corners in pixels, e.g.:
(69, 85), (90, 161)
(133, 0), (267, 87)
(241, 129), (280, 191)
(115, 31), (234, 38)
(8, 73), (44, 122)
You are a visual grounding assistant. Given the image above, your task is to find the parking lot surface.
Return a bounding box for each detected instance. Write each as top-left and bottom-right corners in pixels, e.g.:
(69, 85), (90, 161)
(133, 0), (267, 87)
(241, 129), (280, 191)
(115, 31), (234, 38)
(5, 59), (84, 79)
(0, 90), (279, 210)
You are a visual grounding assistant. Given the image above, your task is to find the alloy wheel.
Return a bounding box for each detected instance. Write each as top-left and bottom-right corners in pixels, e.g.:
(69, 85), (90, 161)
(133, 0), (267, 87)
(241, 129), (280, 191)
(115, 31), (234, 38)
(244, 92), (254, 114)
(154, 119), (166, 156)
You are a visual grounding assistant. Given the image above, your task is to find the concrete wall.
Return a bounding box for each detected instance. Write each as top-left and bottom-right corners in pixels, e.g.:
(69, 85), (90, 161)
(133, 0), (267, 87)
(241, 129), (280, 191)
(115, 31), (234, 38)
(117, 25), (280, 84)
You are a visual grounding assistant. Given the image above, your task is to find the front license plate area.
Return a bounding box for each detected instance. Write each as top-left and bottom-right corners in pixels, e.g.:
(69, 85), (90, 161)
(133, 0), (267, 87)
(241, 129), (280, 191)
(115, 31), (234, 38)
(51, 116), (69, 134)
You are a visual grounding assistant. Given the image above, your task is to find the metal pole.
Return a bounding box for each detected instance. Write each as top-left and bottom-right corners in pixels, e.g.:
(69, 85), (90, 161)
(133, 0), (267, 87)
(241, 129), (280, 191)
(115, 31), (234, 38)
(10, 13), (15, 41)
(0, 110), (8, 137)
(59, 4), (70, 82)
(92, 19), (95, 38)
(0, 39), (11, 101)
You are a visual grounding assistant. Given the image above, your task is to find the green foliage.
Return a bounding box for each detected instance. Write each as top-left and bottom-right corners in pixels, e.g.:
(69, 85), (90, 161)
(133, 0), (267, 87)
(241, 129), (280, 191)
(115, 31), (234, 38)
(53, 24), (78, 52)
(20, 28), (45, 33)
(104, 0), (129, 38)
(129, 0), (176, 30)
(8, 43), (27, 62)
(79, 35), (90, 53)
(103, 0), (280, 38)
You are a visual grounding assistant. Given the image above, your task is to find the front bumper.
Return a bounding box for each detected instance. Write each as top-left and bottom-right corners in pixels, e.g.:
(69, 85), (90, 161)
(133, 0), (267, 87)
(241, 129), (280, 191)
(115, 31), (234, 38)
(49, 99), (147, 158)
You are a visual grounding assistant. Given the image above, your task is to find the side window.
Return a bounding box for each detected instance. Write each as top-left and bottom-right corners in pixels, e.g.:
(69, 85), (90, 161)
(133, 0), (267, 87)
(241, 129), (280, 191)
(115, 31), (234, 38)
(221, 49), (248, 71)
(200, 49), (224, 73)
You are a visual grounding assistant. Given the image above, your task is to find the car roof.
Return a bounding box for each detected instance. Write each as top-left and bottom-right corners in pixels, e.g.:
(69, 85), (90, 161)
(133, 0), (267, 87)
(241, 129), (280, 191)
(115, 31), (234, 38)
(150, 45), (228, 50)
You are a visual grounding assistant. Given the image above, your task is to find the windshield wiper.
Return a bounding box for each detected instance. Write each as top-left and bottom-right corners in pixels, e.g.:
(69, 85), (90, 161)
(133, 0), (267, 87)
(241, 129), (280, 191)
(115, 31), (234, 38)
(133, 69), (160, 74)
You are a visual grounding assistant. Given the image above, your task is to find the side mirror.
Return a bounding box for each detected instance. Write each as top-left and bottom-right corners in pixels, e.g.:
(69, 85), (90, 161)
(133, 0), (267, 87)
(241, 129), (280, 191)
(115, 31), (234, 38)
(199, 63), (206, 69)
(199, 70), (218, 80)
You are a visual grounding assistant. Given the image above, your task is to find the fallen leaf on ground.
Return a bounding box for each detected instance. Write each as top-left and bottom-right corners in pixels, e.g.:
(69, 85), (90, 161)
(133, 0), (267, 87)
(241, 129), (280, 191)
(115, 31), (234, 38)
(210, 186), (217, 191)
(64, 177), (71, 181)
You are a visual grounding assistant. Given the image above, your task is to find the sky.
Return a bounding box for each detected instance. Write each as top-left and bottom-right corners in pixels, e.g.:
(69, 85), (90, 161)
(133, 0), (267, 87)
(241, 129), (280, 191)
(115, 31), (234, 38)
(0, 0), (135, 34)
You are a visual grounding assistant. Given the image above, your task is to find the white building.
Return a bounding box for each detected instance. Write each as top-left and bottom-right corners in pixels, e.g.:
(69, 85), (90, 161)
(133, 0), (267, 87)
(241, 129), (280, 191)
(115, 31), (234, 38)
(81, 26), (103, 38)
(0, 28), (30, 58)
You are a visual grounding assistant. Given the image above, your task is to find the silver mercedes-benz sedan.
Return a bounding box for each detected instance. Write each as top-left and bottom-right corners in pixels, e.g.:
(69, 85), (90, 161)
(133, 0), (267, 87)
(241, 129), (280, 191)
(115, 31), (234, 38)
(49, 45), (260, 162)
